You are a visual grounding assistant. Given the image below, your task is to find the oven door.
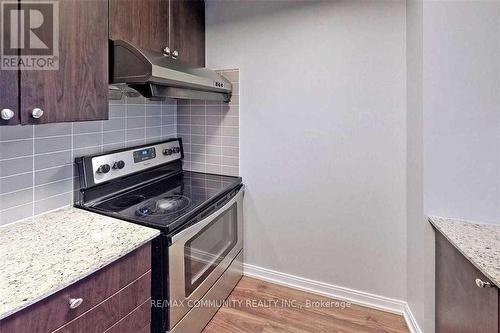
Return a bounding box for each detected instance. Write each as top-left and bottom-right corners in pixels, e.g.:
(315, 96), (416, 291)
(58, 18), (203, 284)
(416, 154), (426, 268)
(167, 186), (243, 329)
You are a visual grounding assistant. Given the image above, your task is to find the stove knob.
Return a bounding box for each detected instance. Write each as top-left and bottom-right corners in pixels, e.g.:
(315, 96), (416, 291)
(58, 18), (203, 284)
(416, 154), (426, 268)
(163, 148), (173, 156)
(97, 164), (111, 174)
(113, 161), (125, 170)
(172, 147), (180, 153)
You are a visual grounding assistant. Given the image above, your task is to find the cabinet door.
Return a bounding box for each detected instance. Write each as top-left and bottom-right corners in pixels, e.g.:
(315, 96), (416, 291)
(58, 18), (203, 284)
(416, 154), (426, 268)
(109, 0), (169, 54)
(0, 69), (19, 125)
(20, 0), (108, 124)
(435, 231), (499, 333)
(170, 0), (205, 67)
(0, 1), (19, 125)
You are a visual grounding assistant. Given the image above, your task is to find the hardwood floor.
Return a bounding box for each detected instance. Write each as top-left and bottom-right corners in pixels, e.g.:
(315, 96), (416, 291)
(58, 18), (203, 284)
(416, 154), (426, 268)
(202, 277), (409, 333)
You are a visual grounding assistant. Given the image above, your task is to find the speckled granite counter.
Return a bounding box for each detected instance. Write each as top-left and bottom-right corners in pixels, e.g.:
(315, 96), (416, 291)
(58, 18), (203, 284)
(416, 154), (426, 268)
(429, 216), (500, 287)
(0, 207), (160, 320)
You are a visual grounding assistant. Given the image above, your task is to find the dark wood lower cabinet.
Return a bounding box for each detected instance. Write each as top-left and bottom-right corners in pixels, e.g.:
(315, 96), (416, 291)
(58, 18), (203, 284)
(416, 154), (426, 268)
(435, 231), (499, 333)
(139, 324), (151, 333)
(104, 299), (151, 333)
(53, 272), (151, 333)
(0, 243), (152, 333)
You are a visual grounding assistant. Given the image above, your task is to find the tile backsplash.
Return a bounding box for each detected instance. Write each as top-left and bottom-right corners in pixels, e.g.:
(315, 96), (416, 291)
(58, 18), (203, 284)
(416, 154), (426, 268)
(0, 97), (177, 226)
(0, 69), (240, 226)
(177, 69), (240, 177)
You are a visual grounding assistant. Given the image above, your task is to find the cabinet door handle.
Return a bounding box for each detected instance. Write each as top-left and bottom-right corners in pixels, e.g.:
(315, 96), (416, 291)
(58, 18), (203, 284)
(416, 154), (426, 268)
(1, 108), (15, 120)
(162, 46), (171, 57)
(69, 298), (83, 309)
(475, 278), (493, 288)
(31, 108), (44, 119)
(172, 50), (179, 59)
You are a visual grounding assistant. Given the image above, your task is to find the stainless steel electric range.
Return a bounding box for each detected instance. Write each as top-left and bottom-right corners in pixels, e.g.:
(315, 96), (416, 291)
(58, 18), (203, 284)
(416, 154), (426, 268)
(74, 138), (244, 333)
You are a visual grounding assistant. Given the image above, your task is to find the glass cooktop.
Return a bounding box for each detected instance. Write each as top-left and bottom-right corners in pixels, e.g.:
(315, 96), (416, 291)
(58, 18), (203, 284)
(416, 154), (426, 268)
(92, 171), (241, 231)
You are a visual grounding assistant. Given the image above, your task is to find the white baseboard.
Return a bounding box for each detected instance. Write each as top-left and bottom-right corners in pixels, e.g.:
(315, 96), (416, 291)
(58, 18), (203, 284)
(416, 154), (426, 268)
(403, 303), (423, 333)
(243, 263), (422, 333)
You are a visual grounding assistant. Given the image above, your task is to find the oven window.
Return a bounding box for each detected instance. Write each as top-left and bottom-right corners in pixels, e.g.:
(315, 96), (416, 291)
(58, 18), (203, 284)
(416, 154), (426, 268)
(184, 203), (238, 296)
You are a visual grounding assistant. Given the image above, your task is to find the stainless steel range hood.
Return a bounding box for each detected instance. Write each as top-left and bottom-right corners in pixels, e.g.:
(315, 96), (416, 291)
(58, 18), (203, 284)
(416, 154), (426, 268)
(110, 40), (232, 102)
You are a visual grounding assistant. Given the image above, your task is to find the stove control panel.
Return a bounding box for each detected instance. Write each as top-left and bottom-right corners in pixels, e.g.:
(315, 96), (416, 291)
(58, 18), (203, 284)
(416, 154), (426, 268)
(90, 139), (182, 185)
(133, 147), (156, 163)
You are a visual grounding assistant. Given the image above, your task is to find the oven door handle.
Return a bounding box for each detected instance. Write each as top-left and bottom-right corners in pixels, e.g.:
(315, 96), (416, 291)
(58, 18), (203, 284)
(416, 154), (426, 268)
(170, 186), (244, 244)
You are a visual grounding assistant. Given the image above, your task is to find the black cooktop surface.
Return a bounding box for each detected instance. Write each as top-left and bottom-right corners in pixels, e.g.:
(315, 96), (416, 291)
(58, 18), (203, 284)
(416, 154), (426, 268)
(91, 171), (241, 231)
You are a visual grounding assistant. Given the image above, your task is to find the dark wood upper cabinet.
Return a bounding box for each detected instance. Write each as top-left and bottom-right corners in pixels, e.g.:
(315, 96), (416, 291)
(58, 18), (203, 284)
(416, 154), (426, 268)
(435, 231), (499, 333)
(109, 0), (205, 67)
(1, 0), (204, 126)
(20, 0), (109, 124)
(109, 0), (169, 54)
(0, 1), (19, 125)
(0, 69), (19, 125)
(170, 0), (205, 67)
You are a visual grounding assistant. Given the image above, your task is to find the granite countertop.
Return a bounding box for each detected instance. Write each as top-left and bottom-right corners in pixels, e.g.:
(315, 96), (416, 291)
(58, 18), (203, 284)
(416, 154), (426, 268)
(0, 207), (160, 320)
(429, 216), (500, 287)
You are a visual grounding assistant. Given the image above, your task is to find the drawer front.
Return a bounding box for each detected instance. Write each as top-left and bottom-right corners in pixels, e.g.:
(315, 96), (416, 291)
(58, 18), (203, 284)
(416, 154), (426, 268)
(139, 324), (151, 333)
(104, 299), (151, 333)
(0, 243), (151, 333)
(53, 271), (151, 333)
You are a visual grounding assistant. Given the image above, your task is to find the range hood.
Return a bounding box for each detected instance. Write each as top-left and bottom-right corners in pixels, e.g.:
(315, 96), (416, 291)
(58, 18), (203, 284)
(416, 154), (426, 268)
(110, 40), (232, 102)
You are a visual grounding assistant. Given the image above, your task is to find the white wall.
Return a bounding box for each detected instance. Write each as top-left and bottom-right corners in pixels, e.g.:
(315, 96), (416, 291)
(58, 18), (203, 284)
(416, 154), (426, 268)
(405, 2), (500, 331)
(423, 1), (500, 224)
(406, 1), (435, 332)
(206, 0), (407, 300)
(406, 0), (425, 327)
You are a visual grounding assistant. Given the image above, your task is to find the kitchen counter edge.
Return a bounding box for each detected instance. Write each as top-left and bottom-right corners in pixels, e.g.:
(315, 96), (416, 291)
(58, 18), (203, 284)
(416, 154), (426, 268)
(0, 207), (160, 320)
(429, 215), (500, 288)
